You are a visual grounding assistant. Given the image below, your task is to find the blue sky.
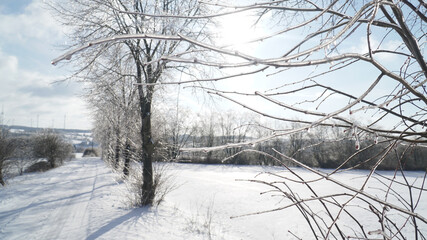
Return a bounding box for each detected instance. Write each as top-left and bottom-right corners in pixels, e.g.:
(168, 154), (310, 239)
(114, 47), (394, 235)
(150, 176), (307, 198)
(0, 0), (91, 129)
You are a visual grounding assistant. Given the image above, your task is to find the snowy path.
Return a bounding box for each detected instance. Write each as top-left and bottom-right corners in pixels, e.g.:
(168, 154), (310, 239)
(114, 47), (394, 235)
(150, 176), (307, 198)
(0, 158), (112, 240)
(0, 158), (250, 240)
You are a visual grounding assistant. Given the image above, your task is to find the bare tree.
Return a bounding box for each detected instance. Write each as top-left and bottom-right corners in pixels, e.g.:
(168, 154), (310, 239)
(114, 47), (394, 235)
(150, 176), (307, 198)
(0, 128), (16, 186)
(86, 53), (140, 176)
(49, 0), (212, 205)
(155, 103), (196, 161)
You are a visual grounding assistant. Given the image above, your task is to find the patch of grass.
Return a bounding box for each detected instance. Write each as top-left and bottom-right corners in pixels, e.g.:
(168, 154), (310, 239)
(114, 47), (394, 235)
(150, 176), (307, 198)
(185, 199), (217, 240)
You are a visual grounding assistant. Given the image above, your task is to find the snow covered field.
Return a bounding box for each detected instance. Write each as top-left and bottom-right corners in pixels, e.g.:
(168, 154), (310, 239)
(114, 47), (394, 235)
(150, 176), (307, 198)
(1, 157), (426, 239)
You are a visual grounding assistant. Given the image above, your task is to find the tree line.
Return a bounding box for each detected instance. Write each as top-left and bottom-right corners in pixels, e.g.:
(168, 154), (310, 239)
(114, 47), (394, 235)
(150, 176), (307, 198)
(95, 106), (427, 172)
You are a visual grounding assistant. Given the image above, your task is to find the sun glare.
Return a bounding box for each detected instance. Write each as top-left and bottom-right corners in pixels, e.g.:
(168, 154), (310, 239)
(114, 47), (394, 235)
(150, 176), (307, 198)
(218, 12), (261, 52)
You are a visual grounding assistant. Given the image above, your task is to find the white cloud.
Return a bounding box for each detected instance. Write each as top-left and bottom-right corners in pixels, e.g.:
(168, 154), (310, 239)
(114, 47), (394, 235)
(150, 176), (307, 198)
(0, 50), (18, 74)
(0, 1), (90, 129)
(0, 48), (90, 129)
(0, 0), (64, 44)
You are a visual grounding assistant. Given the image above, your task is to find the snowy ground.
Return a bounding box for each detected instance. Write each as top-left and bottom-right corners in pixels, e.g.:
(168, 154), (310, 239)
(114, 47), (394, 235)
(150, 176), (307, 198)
(1, 157), (426, 239)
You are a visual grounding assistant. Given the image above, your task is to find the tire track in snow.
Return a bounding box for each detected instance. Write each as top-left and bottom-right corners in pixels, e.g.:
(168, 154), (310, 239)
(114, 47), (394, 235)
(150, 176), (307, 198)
(84, 159), (100, 238)
(43, 159), (101, 240)
(63, 159), (100, 238)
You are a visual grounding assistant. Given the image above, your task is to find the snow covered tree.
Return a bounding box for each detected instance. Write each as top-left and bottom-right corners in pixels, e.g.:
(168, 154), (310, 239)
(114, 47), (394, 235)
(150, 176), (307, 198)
(87, 55), (140, 175)
(53, 0), (426, 147)
(49, 0), (212, 206)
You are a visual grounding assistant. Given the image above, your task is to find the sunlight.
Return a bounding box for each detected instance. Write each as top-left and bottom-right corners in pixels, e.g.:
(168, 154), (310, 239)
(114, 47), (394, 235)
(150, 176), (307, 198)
(217, 11), (262, 52)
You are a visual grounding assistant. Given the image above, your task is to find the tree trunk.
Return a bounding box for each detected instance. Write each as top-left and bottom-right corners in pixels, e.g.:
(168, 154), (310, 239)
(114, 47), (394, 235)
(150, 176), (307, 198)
(123, 141), (130, 177)
(140, 105), (155, 206)
(135, 54), (155, 206)
(114, 137), (120, 169)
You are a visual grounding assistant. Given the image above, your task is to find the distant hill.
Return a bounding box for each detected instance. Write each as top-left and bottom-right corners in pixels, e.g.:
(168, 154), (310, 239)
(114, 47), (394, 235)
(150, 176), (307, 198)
(0, 125), (91, 134)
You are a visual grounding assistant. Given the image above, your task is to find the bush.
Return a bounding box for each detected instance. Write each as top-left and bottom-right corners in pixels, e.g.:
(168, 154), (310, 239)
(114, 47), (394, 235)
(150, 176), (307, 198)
(125, 163), (176, 207)
(25, 161), (52, 173)
(32, 131), (73, 168)
(83, 148), (98, 157)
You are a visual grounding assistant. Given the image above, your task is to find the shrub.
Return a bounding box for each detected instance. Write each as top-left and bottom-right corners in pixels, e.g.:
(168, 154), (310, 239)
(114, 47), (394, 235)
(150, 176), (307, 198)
(25, 161), (52, 173)
(83, 148), (98, 157)
(125, 163), (177, 207)
(32, 131), (73, 168)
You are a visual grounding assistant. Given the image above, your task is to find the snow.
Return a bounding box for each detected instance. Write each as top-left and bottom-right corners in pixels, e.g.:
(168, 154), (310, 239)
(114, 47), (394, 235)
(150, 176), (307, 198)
(1, 157), (426, 239)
